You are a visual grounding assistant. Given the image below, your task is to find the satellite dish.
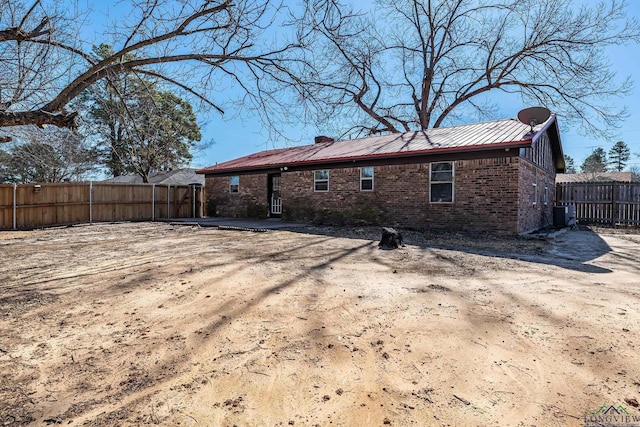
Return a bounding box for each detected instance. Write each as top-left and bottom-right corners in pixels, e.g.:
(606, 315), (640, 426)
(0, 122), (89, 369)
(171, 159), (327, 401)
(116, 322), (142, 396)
(517, 107), (551, 131)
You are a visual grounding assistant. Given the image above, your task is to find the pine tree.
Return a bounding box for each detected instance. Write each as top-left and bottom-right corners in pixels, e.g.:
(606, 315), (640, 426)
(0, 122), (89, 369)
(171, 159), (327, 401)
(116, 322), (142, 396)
(608, 141), (630, 172)
(564, 155), (577, 173)
(581, 147), (608, 174)
(80, 45), (201, 182)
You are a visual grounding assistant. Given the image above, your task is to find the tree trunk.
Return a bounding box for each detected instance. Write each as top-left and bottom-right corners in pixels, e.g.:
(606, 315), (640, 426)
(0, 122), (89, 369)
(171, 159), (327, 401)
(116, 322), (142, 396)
(378, 227), (404, 249)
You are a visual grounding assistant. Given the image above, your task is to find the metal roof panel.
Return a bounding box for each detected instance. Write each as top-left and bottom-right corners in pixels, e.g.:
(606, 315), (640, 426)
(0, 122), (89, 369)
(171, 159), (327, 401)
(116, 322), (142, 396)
(197, 116), (555, 174)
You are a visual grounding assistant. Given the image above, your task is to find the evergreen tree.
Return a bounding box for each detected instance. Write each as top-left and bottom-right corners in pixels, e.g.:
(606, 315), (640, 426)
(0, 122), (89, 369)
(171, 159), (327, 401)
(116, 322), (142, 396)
(564, 155), (576, 173)
(81, 45), (201, 182)
(581, 147), (608, 174)
(608, 141), (630, 172)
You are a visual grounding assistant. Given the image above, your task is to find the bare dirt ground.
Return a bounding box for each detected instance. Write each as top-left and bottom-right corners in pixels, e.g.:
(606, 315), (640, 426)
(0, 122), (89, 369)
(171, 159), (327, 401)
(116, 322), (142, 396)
(1, 222), (639, 427)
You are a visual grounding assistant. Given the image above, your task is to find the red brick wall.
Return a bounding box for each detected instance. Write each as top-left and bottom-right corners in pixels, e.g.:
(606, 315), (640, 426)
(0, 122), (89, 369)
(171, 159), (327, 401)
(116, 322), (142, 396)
(452, 158), (520, 233)
(280, 158), (522, 233)
(203, 156), (556, 234)
(204, 174), (268, 218)
(517, 159), (556, 233)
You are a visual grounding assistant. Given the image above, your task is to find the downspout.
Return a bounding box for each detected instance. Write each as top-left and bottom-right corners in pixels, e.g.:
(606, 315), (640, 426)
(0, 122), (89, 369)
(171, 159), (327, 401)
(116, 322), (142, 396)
(12, 183), (16, 230)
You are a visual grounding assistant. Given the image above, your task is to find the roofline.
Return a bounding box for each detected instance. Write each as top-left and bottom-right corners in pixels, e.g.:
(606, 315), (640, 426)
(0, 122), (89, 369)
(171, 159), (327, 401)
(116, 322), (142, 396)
(535, 114), (564, 173)
(531, 113), (556, 144)
(196, 139), (533, 175)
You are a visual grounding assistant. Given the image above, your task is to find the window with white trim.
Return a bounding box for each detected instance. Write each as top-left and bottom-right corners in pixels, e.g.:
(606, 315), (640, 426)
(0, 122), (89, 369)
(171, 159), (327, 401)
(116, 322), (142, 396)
(314, 170), (329, 192)
(229, 175), (239, 193)
(430, 162), (454, 203)
(360, 167), (374, 191)
(533, 183), (538, 206)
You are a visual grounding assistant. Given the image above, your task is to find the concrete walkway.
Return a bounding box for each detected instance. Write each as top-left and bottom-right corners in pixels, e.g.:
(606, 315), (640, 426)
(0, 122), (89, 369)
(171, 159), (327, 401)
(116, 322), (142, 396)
(162, 217), (307, 231)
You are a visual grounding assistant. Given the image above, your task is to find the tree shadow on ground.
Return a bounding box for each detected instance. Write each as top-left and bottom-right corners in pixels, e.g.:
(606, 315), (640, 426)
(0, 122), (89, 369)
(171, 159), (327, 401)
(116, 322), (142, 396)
(3, 221), (635, 425)
(279, 224), (616, 274)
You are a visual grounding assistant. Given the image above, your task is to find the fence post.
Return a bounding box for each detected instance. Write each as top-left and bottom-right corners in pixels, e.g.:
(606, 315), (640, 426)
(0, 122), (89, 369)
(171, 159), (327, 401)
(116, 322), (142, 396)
(152, 184), (155, 222)
(611, 182), (617, 226)
(12, 183), (17, 230)
(192, 185), (196, 218)
(89, 181), (93, 224)
(167, 184), (170, 219)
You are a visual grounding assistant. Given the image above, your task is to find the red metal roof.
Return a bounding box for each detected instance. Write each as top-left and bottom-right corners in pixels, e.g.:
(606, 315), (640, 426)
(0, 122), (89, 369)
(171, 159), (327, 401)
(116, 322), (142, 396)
(197, 115), (556, 174)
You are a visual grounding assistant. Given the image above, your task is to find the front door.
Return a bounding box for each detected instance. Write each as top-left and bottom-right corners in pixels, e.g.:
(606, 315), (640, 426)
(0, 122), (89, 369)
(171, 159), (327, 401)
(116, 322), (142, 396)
(268, 174), (282, 217)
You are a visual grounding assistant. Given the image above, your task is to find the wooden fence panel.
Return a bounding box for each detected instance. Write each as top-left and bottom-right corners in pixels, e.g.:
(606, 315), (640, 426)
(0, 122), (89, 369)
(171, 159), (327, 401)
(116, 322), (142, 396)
(15, 183), (90, 228)
(154, 185), (168, 219)
(0, 182), (203, 230)
(151, 185), (188, 219)
(556, 181), (640, 226)
(92, 184), (152, 222)
(173, 186), (191, 218)
(0, 185), (15, 228)
(616, 184), (640, 225)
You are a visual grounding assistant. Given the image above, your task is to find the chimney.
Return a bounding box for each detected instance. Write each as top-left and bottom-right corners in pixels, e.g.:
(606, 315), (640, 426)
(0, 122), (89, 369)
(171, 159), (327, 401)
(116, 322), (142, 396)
(314, 135), (334, 144)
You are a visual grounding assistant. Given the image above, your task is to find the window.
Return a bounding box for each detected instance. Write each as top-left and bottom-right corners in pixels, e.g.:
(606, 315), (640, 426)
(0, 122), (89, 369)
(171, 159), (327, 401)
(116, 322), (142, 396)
(532, 183), (538, 206)
(360, 167), (374, 191)
(430, 162), (454, 203)
(229, 176), (239, 193)
(542, 185), (549, 206)
(314, 170), (329, 192)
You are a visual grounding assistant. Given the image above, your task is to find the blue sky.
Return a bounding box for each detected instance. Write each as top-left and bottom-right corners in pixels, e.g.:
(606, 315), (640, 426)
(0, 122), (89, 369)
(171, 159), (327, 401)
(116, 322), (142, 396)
(555, 0), (640, 170)
(191, 0), (640, 172)
(78, 0), (640, 172)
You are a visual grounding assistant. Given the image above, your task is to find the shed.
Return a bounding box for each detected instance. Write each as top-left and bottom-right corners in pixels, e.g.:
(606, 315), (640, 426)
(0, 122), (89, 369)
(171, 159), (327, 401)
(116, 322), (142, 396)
(196, 112), (564, 234)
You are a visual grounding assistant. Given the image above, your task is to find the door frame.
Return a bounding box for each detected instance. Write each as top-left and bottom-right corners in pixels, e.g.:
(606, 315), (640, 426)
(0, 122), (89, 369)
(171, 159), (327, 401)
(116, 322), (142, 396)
(267, 173), (282, 218)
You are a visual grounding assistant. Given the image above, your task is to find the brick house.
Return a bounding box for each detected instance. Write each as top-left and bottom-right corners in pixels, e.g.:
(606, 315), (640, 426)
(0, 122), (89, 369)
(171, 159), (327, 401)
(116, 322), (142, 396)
(196, 113), (565, 234)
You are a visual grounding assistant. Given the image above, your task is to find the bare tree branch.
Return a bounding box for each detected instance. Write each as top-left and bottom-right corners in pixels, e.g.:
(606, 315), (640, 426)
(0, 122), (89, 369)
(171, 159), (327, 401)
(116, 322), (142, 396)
(0, 0), (305, 133)
(296, 0), (640, 139)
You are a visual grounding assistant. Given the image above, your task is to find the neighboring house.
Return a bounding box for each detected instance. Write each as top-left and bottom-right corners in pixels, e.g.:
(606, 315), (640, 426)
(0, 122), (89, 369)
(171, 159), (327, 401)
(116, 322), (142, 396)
(103, 168), (205, 186)
(196, 113), (565, 234)
(556, 172), (633, 183)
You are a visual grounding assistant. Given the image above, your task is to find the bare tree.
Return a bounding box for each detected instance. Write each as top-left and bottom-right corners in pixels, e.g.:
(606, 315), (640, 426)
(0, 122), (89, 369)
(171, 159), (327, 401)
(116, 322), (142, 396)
(0, 0), (303, 135)
(0, 127), (99, 182)
(296, 0), (640, 138)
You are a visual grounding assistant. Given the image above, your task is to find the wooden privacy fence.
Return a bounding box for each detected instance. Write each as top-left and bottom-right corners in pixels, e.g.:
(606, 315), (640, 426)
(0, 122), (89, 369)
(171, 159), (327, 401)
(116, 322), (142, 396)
(0, 182), (204, 230)
(556, 181), (640, 226)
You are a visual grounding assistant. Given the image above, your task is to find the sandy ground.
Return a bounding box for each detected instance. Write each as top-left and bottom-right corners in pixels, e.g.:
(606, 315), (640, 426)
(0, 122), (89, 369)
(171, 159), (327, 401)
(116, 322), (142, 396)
(1, 222), (639, 427)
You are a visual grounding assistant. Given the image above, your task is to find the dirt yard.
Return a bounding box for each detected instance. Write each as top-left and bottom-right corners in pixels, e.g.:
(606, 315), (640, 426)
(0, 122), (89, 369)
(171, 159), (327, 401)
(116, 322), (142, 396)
(1, 222), (639, 426)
